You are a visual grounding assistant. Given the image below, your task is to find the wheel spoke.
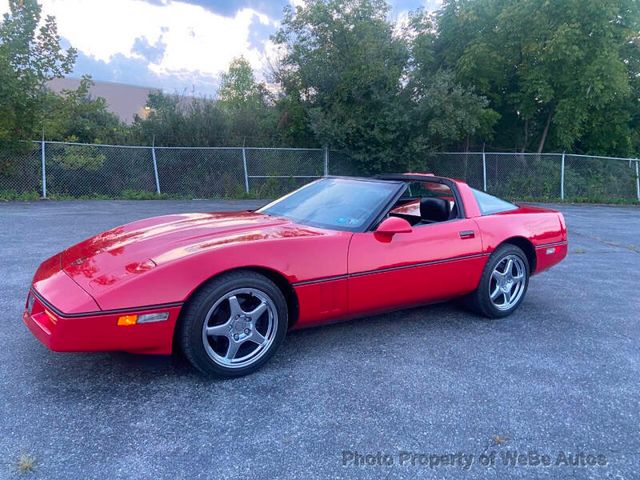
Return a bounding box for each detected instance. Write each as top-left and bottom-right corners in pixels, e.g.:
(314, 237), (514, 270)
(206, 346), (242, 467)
(225, 339), (240, 360)
(512, 272), (524, 282)
(490, 285), (501, 300)
(249, 330), (267, 346)
(503, 285), (513, 303)
(503, 258), (513, 276)
(492, 269), (504, 281)
(228, 295), (244, 317)
(247, 301), (268, 320)
(206, 323), (229, 337)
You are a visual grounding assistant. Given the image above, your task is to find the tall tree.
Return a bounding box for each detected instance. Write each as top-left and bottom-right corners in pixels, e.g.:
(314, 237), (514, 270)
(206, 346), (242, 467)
(273, 0), (411, 172)
(217, 56), (276, 146)
(0, 0), (76, 143)
(434, 0), (640, 154)
(406, 9), (499, 154)
(273, 0), (496, 172)
(218, 57), (264, 108)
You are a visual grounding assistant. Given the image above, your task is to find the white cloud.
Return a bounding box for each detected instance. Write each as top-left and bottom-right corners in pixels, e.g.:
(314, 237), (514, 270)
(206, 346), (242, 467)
(0, 0), (277, 86)
(424, 0), (443, 12)
(0, 0), (443, 93)
(43, 0), (275, 76)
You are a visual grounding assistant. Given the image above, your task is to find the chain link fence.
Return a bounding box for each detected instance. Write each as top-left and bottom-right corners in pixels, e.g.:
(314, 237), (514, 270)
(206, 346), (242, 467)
(45, 143), (156, 197)
(0, 142), (42, 197)
(0, 141), (638, 203)
(425, 152), (640, 203)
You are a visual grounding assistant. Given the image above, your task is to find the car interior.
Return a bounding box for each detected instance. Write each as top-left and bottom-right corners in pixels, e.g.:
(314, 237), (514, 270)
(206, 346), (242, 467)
(388, 181), (459, 226)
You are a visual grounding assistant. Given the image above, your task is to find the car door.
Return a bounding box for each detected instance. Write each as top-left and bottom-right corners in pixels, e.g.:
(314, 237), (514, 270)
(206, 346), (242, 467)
(347, 200), (486, 317)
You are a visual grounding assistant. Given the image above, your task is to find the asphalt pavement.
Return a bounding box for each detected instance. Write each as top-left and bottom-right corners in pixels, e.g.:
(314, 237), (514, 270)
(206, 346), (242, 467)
(0, 200), (639, 479)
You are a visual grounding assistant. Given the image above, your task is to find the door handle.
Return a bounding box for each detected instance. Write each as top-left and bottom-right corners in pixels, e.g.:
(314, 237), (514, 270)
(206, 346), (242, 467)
(459, 230), (475, 239)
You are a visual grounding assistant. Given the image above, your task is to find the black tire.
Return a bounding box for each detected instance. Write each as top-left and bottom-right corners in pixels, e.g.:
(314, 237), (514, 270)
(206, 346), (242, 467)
(178, 271), (288, 377)
(465, 244), (530, 319)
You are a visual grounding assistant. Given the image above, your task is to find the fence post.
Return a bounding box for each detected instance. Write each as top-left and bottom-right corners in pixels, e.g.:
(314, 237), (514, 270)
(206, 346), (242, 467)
(242, 147), (250, 194)
(40, 132), (47, 199)
(482, 144), (487, 192)
(151, 137), (161, 194)
(636, 160), (640, 203)
(560, 151), (565, 201)
(324, 146), (329, 176)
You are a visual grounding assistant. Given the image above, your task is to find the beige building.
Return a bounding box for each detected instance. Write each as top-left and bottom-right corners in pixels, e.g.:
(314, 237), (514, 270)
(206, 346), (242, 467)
(47, 77), (158, 123)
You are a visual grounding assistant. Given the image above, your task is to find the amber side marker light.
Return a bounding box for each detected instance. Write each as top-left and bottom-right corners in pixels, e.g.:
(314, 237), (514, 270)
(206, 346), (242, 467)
(117, 312), (169, 326)
(117, 315), (138, 326)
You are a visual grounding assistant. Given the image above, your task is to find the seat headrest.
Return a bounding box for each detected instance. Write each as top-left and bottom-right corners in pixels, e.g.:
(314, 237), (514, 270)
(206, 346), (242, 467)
(420, 198), (450, 222)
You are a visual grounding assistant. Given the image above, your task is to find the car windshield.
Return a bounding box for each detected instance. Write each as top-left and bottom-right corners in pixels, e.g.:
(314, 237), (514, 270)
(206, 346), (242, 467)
(258, 178), (401, 231)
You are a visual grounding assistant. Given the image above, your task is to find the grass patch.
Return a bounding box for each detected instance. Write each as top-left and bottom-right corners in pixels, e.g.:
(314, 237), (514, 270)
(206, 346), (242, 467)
(0, 189), (270, 201)
(15, 453), (36, 474)
(0, 190), (41, 201)
(1, 187), (635, 204)
(492, 434), (509, 446)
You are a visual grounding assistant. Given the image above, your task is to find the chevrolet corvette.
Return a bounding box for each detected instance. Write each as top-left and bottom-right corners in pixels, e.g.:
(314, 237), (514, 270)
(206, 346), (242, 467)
(24, 174), (568, 377)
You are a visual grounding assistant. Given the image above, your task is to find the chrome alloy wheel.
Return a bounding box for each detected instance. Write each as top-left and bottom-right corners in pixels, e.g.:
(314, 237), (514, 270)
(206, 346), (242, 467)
(489, 254), (526, 311)
(201, 288), (278, 368)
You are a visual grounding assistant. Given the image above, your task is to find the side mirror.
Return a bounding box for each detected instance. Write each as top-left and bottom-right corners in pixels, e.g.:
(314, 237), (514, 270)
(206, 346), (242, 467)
(375, 217), (412, 238)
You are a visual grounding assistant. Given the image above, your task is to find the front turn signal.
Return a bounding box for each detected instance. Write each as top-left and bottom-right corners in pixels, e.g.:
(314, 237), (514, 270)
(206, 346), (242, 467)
(117, 312), (169, 326)
(117, 314), (138, 326)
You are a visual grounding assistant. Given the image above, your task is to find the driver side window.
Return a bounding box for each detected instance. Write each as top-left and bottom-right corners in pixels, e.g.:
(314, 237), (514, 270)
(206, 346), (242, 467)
(389, 181), (458, 226)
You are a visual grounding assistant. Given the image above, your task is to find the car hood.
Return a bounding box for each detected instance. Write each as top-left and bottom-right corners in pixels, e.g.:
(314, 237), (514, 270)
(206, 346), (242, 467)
(61, 211), (319, 293)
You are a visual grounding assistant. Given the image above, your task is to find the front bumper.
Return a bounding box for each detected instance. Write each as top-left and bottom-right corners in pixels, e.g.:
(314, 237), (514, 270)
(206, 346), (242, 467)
(23, 290), (181, 355)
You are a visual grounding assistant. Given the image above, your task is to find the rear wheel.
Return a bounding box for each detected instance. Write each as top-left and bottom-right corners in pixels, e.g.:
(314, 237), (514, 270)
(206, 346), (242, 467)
(466, 244), (530, 318)
(178, 271), (288, 377)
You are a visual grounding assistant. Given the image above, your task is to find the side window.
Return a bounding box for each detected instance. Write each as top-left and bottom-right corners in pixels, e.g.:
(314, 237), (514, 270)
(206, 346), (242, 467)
(471, 188), (518, 215)
(392, 181), (458, 223)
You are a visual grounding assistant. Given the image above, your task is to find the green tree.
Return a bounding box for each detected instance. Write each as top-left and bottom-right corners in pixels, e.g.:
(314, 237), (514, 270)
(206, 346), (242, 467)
(218, 56), (264, 107)
(273, 0), (496, 172)
(273, 0), (410, 172)
(42, 75), (125, 144)
(407, 70), (499, 157)
(406, 9), (499, 154)
(434, 0), (640, 154)
(217, 56), (276, 146)
(0, 0), (76, 143)
(132, 91), (230, 146)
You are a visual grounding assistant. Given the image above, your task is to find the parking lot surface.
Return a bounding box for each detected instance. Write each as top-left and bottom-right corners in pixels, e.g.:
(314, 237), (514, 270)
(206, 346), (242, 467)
(1, 200), (639, 479)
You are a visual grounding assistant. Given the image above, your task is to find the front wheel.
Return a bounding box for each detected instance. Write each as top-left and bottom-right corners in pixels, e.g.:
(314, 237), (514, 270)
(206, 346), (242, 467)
(178, 271), (288, 377)
(465, 244), (530, 318)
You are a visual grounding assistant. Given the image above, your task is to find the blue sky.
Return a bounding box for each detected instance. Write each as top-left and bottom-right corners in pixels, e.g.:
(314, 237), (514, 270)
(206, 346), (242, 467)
(1, 0), (442, 96)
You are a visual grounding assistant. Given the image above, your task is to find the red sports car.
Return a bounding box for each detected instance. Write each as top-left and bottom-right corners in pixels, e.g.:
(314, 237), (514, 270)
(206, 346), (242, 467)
(24, 174), (567, 377)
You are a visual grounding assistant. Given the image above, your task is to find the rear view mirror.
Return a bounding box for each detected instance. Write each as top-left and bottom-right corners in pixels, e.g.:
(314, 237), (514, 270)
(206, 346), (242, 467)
(375, 217), (412, 238)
